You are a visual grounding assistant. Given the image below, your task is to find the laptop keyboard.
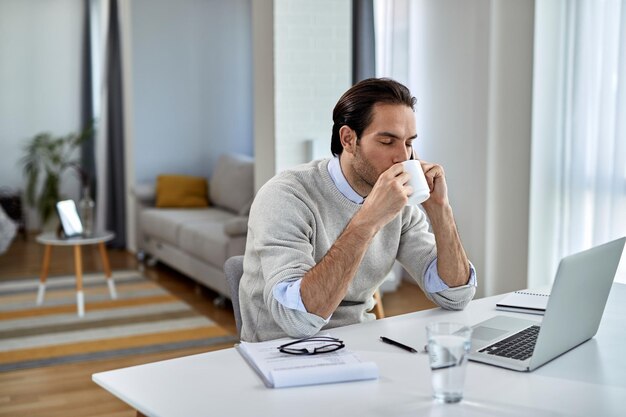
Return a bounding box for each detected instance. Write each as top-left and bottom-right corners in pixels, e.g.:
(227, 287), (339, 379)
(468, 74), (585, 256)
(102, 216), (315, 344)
(478, 325), (540, 361)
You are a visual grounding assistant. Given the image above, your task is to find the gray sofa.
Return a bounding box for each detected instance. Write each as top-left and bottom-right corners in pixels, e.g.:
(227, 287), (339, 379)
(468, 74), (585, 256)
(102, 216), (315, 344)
(134, 153), (254, 299)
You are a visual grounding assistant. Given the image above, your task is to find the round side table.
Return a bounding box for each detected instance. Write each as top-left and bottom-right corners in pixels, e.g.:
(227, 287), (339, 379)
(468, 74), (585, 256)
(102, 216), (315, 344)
(36, 231), (116, 317)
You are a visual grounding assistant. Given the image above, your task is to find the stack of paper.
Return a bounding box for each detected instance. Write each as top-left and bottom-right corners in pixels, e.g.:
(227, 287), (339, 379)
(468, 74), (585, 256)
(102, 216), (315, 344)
(236, 336), (378, 388)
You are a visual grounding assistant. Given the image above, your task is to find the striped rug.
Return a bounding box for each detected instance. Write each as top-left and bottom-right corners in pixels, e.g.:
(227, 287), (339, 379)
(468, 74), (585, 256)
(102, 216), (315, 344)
(0, 270), (237, 372)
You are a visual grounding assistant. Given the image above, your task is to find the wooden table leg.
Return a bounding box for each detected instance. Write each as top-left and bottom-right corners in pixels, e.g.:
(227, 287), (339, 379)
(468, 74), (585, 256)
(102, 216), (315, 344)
(98, 242), (117, 299)
(98, 242), (112, 277)
(74, 245), (85, 317)
(36, 244), (52, 305)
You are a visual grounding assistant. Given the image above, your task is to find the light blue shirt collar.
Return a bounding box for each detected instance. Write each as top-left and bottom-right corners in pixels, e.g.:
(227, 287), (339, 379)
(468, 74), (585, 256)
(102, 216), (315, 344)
(327, 156), (365, 204)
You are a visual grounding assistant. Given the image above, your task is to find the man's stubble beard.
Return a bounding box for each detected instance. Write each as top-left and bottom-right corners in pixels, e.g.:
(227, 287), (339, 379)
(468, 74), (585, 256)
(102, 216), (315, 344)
(352, 143), (382, 196)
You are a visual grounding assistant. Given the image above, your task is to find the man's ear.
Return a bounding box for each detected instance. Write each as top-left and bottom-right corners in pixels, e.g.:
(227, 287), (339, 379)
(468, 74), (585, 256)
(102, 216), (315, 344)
(339, 125), (356, 155)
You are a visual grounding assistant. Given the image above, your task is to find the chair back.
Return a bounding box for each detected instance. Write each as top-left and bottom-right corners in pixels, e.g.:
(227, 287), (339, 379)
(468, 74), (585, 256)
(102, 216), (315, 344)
(224, 255), (244, 337)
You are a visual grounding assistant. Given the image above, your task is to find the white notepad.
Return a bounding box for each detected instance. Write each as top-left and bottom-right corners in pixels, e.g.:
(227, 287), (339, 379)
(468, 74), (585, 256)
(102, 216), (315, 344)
(236, 336), (378, 388)
(495, 289), (551, 315)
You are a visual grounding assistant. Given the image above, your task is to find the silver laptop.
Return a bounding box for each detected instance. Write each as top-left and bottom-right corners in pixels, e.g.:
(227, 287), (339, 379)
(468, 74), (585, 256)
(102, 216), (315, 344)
(468, 236), (625, 372)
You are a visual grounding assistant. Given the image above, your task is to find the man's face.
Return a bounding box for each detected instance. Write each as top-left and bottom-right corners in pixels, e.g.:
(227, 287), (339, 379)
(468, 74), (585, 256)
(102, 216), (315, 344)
(348, 103), (417, 192)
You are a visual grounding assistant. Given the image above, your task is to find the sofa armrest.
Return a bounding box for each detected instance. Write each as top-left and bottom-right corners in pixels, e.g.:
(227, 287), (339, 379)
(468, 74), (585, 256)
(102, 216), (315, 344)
(133, 182), (156, 207)
(210, 153), (254, 215)
(223, 216), (249, 237)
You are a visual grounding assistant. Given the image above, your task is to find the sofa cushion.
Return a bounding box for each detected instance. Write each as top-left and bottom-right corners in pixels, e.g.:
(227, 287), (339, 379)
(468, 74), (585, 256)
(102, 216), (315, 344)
(156, 175), (209, 208)
(178, 221), (247, 268)
(141, 208), (235, 247)
(210, 154), (254, 215)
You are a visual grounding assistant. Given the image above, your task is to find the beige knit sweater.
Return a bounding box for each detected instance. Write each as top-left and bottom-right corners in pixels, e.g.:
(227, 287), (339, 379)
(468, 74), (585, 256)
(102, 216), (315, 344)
(239, 159), (476, 342)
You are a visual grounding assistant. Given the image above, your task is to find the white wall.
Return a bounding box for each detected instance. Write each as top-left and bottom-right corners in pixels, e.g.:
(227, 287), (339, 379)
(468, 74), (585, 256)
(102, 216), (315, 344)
(273, 0), (352, 173)
(408, 0), (534, 297)
(484, 0), (535, 296)
(0, 0), (84, 227)
(253, 0), (352, 189)
(252, 0), (275, 191)
(409, 0), (490, 296)
(130, 0), (253, 184)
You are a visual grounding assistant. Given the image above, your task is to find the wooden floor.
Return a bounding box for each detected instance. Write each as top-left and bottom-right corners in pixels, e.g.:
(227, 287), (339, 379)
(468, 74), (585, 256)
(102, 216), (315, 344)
(0, 235), (434, 417)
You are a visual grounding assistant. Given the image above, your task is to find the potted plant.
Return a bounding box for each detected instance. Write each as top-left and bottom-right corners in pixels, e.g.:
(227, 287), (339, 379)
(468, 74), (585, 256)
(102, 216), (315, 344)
(20, 123), (94, 227)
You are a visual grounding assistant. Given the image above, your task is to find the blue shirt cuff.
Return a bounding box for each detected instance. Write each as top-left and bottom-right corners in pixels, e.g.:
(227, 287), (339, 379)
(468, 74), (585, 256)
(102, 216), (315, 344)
(423, 257), (477, 293)
(273, 279), (331, 322)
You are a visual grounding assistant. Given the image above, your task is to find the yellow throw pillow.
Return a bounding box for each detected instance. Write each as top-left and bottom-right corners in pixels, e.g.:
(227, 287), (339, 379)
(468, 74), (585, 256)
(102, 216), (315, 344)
(156, 175), (209, 208)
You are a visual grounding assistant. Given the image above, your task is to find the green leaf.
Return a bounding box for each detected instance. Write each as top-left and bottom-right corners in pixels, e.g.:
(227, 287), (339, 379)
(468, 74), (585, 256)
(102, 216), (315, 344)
(25, 168), (39, 206)
(38, 172), (60, 223)
(19, 121), (96, 225)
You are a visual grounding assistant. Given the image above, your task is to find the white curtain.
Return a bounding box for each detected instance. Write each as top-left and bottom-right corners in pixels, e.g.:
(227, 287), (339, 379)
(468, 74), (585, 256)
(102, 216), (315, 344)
(556, 0), (626, 253)
(374, 0), (413, 86)
(529, 0), (626, 287)
(90, 0), (132, 247)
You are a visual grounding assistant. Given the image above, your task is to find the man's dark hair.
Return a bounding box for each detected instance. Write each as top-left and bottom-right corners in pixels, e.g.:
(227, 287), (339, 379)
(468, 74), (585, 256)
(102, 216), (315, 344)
(330, 78), (416, 156)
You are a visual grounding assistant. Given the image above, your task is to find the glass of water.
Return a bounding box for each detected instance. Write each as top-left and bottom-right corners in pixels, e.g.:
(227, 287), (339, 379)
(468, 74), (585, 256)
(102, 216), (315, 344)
(426, 322), (472, 403)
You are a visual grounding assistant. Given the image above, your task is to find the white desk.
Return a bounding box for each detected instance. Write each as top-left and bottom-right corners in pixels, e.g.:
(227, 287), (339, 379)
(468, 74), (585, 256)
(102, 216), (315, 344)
(93, 283), (626, 417)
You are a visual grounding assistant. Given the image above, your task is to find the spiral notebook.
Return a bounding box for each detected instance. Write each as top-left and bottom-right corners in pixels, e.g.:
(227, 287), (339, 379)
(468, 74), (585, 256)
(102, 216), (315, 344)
(495, 289), (551, 315)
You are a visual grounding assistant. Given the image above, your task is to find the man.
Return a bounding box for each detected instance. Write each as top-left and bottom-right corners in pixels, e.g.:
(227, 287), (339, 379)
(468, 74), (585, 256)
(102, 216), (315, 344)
(239, 78), (476, 342)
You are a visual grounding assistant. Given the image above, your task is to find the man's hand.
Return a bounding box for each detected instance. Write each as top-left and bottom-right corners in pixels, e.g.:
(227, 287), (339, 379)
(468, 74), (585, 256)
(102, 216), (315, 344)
(415, 159), (471, 288)
(419, 160), (449, 210)
(355, 163), (410, 233)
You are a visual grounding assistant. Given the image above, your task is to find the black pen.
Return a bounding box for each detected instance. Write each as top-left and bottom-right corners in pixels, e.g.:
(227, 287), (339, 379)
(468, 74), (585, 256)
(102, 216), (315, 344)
(380, 336), (418, 353)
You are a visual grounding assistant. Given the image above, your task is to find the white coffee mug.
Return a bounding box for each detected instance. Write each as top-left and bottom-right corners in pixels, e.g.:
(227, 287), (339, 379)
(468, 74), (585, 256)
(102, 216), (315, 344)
(402, 160), (430, 205)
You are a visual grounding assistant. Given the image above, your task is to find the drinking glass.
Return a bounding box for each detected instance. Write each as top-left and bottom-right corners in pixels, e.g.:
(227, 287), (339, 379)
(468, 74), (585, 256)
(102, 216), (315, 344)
(426, 322), (472, 403)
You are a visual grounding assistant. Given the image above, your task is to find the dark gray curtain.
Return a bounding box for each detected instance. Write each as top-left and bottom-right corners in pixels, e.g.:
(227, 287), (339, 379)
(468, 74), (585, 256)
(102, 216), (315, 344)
(81, 0), (95, 196)
(352, 0), (376, 83)
(105, 0), (126, 248)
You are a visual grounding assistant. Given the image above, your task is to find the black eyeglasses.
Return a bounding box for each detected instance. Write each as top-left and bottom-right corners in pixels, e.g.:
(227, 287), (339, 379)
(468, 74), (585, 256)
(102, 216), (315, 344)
(277, 336), (345, 356)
